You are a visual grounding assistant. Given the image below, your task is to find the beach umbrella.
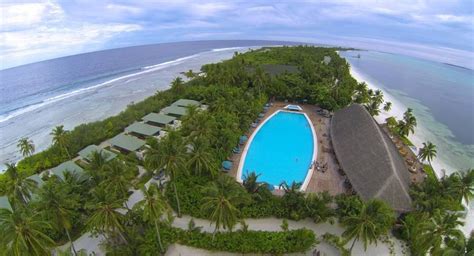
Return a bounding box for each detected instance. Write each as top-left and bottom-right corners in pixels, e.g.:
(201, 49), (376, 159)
(222, 160), (233, 170)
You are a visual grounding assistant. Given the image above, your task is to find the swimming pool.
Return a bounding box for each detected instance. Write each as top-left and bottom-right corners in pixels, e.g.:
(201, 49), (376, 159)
(238, 110), (316, 190)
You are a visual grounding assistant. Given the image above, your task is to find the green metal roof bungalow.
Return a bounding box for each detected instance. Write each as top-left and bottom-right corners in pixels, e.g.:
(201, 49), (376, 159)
(161, 105), (188, 118)
(125, 122), (161, 138)
(78, 145), (117, 163)
(142, 113), (176, 127)
(0, 196), (12, 210)
(50, 160), (84, 180)
(110, 133), (146, 153)
(28, 174), (45, 189)
(171, 99), (201, 108)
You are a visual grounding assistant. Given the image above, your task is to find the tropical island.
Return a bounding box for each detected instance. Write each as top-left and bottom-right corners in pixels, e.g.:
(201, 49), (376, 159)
(0, 46), (472, 256)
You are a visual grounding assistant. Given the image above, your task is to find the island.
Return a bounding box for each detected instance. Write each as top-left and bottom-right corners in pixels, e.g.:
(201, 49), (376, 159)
(1, 46), (472, 256)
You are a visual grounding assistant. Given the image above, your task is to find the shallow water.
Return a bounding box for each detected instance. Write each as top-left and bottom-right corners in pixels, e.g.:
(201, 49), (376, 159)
(339, 50), (474, 172)
(0, 41), (295, 169)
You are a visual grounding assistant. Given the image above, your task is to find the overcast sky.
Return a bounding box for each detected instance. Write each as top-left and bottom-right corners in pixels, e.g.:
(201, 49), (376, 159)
(1, 0), (473, 69)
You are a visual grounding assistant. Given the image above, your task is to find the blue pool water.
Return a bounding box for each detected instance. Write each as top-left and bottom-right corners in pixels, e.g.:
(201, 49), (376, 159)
(241, 111), (315, 186)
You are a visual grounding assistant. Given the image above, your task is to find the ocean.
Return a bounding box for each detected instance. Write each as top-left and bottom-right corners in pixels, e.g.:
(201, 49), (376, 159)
(339, 50), (474, 174)
(0, 40), (295, 168)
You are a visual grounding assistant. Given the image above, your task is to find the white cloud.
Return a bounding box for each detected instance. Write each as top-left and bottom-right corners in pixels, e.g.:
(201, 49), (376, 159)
(0, 1), (142, 69)
(0, 1), (64, 30)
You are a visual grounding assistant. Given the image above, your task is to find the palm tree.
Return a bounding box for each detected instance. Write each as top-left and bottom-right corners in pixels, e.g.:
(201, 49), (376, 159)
(201, 175), (249, 235)
(383, 102), (392, 112)
(37, 180), (80, 255)
(100, 160), (134, 206)
(425, 210), (464, 255)
(17, 137), (35, 157)
(3, 163), (38, 205)
(0, 207), (55, 256)
(134, 183), (169, 253)
(50, 125), (71, 158)
(170, 77), (185, 94)
(418, 142), (437, 169)
(181, 69), (197, 79)
(86, 185), (127, 243)
(450, 169), (474, 204)
(305, 192), (335, 224)
(187, 138), (218, 177)
(145, 131), (186, 216)
(342, 199), (395, 253)
(242, 171), (263, 194)
(365, 100), (381, 116)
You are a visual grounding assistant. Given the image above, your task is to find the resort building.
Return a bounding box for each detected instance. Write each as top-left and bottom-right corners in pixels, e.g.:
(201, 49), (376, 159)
(142, 113), (176, 127)
(50, 160), (84, 180)
(78, 145), (117, 163)
(0, 196), (12, 210)
(28, 174), (45, 189)
(331, 104), (412, 213)
(161, 105), (188, 118)
(110, 132), (146, 153)
(125, 122), (161, 139)
(171, 99), (201, 108)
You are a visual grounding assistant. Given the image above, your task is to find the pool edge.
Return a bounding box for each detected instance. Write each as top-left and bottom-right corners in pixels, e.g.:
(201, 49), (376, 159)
(236, 109), (318, 191)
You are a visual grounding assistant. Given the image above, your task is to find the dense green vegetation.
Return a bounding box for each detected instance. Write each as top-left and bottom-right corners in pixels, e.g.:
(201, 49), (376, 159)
(0, 46), (473, 255)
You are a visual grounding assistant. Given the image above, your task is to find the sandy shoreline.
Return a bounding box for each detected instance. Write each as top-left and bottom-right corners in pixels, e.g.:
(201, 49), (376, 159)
(348, 66), (474, 235)
(348, 66), (454, 177)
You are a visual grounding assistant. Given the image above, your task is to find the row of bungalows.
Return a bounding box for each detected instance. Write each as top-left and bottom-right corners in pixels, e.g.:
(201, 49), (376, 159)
(108, 99), (203, 158)
(0, 99), (204, 210)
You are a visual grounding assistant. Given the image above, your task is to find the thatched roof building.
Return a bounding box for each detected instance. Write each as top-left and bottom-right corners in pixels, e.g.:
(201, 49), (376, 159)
(331, 104), (412, 212)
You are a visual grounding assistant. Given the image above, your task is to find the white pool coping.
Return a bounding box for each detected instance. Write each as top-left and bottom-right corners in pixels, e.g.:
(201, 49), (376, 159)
(236, 109), (318, 191)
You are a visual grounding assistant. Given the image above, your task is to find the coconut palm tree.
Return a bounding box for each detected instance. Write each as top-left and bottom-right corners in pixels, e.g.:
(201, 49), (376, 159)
(424, 210), (464, 255)
(383, 102), (392, 112)
(134, 183), (169, 253)
(201, 175), (249, 235)
(37, 180), (80, 255)
(17, 137), (35, 157)
(242, 171), (263, 194)
(3, 163), (38, 205)
(342, 199), (395, 253)
(187, 138), (218, 177)
(181, 69), (197, 79)
(305, 192), (335, 224)
(450, 169), (474, 204)
(86, 185), (127, 243)
(418, 142), (437, 169)
(145, 131), (186, 216)
(365, 100), (381, 116)
(0, 207), (55, 256)
(100, 160), (134, 206)
(170, 77), (185, 94)
(50, 125), (71, 158)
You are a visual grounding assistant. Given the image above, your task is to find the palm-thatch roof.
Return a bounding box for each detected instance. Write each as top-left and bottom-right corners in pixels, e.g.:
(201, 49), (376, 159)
(331, 104), (412, 212)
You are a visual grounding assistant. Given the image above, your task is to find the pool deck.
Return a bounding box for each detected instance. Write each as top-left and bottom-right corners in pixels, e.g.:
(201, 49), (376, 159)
(228, 102), (347, 196)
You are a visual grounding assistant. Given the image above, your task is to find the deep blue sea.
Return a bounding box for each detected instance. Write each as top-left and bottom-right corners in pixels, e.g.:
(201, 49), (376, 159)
(339, 50), (474, 172)
(0, 40), (296, 166)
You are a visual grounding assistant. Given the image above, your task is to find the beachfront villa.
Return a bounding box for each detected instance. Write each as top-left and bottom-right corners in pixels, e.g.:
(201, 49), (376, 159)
(49, 160), (84, 180)
(171, 99), (201, 108)
(161, 105), (188, 118)
(125, 122), (162, 139)
(233, 102), (417, 212)
(110, 132), (146, 154)
(142, 113), (176, 127)
(78, 144), (117, 163)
